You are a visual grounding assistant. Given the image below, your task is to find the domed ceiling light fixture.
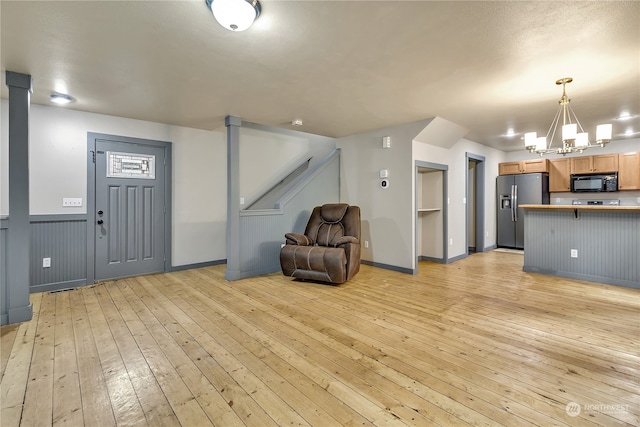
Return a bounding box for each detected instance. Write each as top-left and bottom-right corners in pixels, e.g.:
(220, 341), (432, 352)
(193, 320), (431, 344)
(50, 93), (75, 105)
(524, 77), (612, 156)
(205, 0), (261, 32)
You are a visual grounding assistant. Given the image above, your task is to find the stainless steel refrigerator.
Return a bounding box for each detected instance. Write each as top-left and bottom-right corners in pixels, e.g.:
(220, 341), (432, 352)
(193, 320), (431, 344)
(497, 173), (549, 249)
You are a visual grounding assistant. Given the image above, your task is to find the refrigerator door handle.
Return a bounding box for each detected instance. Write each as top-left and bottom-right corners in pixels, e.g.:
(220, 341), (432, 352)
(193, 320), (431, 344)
(514, 184), (518, 221)
(510, 185), (515, 222)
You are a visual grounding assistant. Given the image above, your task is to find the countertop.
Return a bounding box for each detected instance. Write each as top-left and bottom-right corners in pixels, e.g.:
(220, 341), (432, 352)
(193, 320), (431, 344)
(520, 204), (640, 212)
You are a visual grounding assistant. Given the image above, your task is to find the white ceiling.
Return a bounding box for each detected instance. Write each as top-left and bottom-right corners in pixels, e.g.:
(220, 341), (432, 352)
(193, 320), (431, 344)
(1, 1), (639, 151)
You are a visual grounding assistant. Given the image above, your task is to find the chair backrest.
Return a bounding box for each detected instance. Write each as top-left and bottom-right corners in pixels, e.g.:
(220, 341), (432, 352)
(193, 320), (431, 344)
(305, 203), (361, 246)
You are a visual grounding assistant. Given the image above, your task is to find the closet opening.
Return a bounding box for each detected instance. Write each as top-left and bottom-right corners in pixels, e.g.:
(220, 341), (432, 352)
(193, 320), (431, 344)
(415, 161), (448, 267)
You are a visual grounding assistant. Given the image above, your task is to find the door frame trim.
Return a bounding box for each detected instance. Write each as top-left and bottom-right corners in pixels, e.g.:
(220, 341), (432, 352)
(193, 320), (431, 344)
(86, 132), (172, 284)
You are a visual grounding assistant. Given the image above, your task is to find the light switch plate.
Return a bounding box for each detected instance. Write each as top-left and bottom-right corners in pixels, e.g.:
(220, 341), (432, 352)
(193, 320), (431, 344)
(63, 197), (82, 207)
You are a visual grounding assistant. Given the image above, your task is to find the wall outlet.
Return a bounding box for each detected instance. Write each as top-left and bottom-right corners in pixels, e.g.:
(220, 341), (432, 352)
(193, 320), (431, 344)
(240, 197), (245, 205)
(570, 249), (578, 258)
(42, 257), (51, 268)
(364, 240), (369, 248)
(486, 231), (489, 238)
(62, 197), (82, 207)
(449, 238), (453, 246)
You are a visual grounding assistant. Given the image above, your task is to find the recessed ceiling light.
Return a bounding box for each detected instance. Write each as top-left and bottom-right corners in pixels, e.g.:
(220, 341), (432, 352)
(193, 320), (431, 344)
(50, 93), (75, 105)
(616, 112), (634, 121)
(291, 119), (303, 126)
(505, 129), (516, 137)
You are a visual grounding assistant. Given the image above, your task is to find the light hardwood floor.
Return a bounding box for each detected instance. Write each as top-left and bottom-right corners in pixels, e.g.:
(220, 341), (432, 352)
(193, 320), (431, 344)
(1, 251), (639, 426)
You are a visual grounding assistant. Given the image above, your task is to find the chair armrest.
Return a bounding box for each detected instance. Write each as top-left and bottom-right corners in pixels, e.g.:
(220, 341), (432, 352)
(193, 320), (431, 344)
(333, 236), (359, 247)
(285, 233), (313, 246)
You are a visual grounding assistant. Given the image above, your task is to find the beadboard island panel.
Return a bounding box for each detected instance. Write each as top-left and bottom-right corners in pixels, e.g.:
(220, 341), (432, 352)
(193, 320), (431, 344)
(521, 205), (639, 288)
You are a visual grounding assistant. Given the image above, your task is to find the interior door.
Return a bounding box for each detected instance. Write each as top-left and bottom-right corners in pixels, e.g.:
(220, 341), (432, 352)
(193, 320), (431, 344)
(94, 139), (166, 281)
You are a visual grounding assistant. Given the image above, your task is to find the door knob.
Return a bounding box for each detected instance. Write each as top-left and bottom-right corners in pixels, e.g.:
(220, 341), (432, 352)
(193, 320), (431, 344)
(97, 219), (104, 225)
(97, 210), (104, 215)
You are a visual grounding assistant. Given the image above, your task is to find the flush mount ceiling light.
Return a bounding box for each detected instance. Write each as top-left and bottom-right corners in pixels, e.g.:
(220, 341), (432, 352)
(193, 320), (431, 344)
(205, 0), (261, 31)
(50, 93), (75, 105)
(524, 77), (612, 156)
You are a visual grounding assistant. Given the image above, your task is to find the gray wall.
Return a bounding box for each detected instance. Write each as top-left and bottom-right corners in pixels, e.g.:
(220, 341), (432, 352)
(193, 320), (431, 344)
(235, 151), (341, 279)
(239, 124), (337, 208)
(29, 215), (87, 293)
(1, 216), (87, 307)
(1, 100), (228, 267)
(338, 120), (429, 271)
(523, 209), (639, 288)
(1, 217), (7, 324)
(339, 117), (504, 272)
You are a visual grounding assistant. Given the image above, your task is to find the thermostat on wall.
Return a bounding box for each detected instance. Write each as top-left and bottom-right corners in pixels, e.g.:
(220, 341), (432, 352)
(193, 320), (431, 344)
(379, 169), (389, 178)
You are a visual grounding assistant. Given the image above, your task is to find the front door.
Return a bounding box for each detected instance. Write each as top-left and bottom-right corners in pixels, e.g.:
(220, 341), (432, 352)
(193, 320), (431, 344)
(93, 138), (167, 281)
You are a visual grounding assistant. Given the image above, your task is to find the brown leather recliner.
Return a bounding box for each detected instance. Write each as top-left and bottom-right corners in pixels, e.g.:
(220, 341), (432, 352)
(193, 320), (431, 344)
(280, 204), (361, 284)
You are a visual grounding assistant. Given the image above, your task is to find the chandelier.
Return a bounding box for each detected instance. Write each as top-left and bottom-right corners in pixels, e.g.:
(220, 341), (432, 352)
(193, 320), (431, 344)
(525, 77), (612, 156)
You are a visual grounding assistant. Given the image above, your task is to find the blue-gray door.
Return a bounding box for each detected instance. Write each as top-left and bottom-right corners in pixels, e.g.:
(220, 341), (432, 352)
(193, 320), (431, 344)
(94, 139), (166, 281)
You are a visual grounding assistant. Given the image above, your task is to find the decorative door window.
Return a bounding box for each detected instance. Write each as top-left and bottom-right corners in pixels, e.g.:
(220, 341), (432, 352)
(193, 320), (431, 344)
(106, 151), (155, 179)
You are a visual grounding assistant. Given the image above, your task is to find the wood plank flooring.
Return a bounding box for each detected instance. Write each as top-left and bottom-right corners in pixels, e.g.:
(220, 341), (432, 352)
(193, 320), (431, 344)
(1, 251), (639, 426)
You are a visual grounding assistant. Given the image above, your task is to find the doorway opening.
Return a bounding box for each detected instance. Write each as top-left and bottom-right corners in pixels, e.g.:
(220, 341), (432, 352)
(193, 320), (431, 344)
(466, 153), (485, 255)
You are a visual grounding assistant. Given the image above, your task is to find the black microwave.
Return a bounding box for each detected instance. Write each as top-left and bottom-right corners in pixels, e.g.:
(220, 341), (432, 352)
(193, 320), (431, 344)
(570, 173), (618, 192)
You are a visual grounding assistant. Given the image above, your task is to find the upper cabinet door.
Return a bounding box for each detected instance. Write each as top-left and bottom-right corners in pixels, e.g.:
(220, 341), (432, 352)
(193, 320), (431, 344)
(570, 156), (593, 174)
(571, 154), (618, 174)
(498, 162), (522, 175)
(549, 158), (571, 192)
(618, 152), (640, 190)
(592, 154), (619, 173)
(521, 158), (549, 174)
(498, 159), (549, 175)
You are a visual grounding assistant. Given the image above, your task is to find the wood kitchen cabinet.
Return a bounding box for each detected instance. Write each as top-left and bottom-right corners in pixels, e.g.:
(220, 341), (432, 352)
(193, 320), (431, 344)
(618, 152), (640, 190)
(498, 159), (549, 175)
(549, 158), (571, 192)
(504, 152), (637, 191)
(520, 158), (549, 173)
(570, 156), (592, 174)
(570, 154), (619, 174)
(593, 154), (618, 172)
(498, 162), (522, 175)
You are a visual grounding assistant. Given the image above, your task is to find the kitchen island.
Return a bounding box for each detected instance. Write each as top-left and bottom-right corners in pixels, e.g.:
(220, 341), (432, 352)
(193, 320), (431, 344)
(519, 204), (640, 288)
